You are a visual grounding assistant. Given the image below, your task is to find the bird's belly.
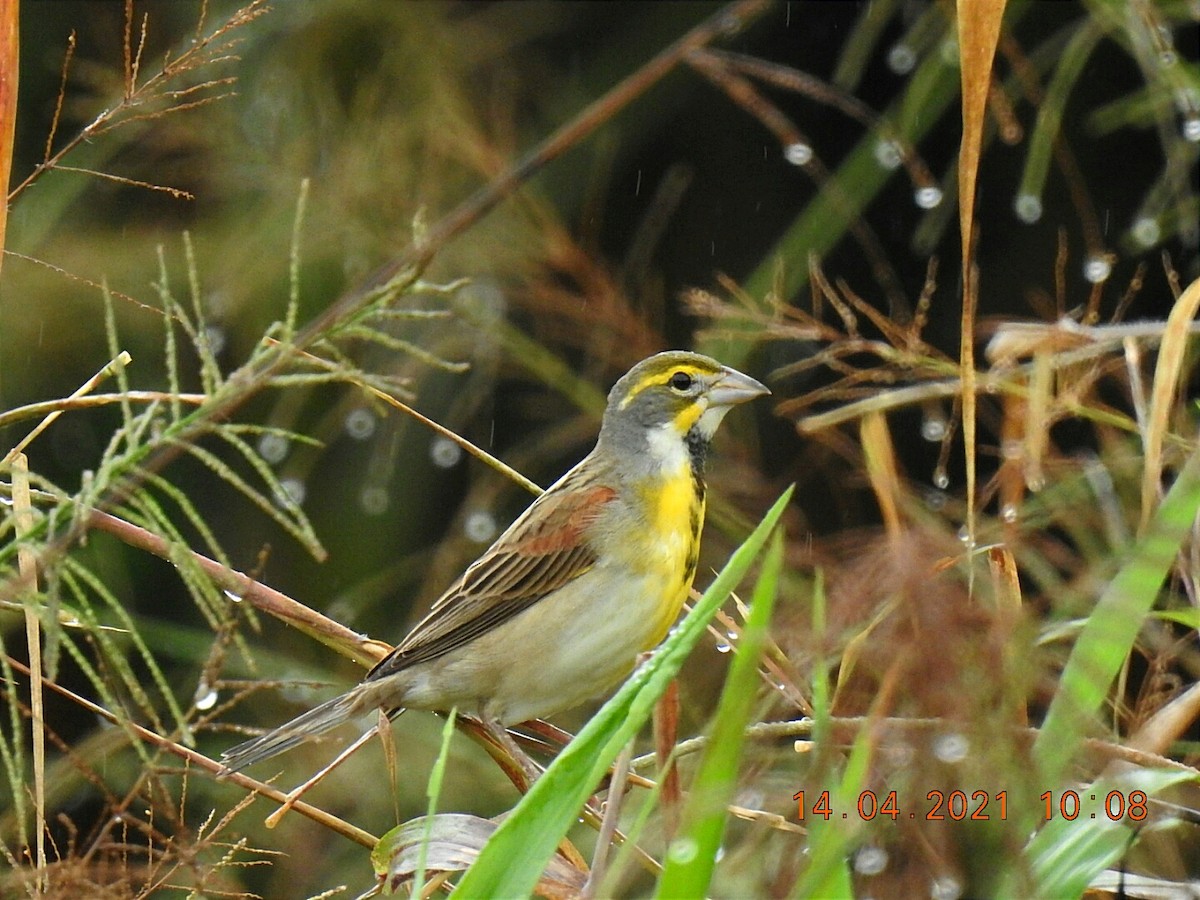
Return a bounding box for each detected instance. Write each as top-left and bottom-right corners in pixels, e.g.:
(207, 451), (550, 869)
(487, 564), (687, 723)
(395, 561), (689, 725)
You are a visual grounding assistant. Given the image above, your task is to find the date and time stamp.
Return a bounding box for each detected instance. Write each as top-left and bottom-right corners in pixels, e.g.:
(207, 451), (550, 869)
(793, 789), (1150, 823)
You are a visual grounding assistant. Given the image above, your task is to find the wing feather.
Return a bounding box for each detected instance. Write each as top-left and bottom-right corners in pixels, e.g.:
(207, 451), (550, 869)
(366, 465), (617, 682)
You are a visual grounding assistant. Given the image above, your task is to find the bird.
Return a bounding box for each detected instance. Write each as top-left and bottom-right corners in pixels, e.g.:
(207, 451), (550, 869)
(219, 350), (769, 775)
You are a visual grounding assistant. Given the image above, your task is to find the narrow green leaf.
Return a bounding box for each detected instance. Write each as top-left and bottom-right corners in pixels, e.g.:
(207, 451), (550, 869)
(1020, 768), (1197, 899)
(1034, 445), (1200, 782)
(656, 526), (784, 898)
(414, 707), (458, 896)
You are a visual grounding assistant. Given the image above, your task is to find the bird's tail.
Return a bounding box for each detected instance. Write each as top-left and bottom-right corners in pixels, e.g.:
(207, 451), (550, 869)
(218, 691), (362, 776)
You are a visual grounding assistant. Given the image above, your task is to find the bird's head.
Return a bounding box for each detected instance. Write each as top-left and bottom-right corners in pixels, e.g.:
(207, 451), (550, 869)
(599, 351), (770, 472)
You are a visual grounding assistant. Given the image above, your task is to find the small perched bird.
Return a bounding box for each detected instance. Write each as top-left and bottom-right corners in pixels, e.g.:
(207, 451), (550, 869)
(220, 351), (769, 774)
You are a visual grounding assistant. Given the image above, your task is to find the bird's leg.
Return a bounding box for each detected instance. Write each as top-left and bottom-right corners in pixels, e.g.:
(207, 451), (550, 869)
(481, 716), (543, 790)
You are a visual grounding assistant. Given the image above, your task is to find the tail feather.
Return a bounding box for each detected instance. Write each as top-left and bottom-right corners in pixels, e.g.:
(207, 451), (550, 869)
(218, 691), (361, 776)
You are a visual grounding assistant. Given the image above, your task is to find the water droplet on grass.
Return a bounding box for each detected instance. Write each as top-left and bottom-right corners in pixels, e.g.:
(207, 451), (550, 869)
(668, 837), (698, 864)
(194, 684), (218, 711)
(258, 433), (288, 463)
(1083, 255), (1112, 284)
(914, 186), (943, 209)
(854, 845), (888, 876)
(874, 140), (902, 170)
(887, 44), (916, 74)
(345, 408), (377, 440)
(933, 732), (969, 762)
(783, 142), (813, 166)
(1132, 217), (1161, 247)
(430, 437), (463, 468)
(465, 510), (497, 543)
(1014, 194), (1042, 223)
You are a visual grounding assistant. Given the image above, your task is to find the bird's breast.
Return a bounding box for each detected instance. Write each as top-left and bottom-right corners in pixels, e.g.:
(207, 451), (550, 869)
(625, 464), (705, 645)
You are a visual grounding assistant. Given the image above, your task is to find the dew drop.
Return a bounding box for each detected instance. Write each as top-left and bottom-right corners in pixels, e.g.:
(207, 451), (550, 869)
(1132, 217), (1161, 247)
(1083, 255), (1112, 284)
(223, 589), (243, 604)
(668, 837), (699, 864)
(933, 470), (950, 490)
(258, 433), (289, 464)
(194, 683), (218, 711)
(1000, 503), (1018, 523)
(1014, 193), (1042, 224)
(277, 477), (305, 506)
(202, 324), (227, 357)
(923, 488), (947, 511)
(1159, 49), (1179, 68)
(718, 12), (743, 35)
(715, 642), (733, 654)
(1183, 116), (1200, 142)
(887, 44), (916, 74)
(921, 417), (946, 442)
(932, 731), (969, 763)
(854, 844), (888, 876)
(783, 142), (813, 166)
(344, 408), (377, 441)
(465, 510), (497, 543)
(932, 875), (964, 900)
(430, 436), (463, 468)
(360, 485), (389, 516)
(914, 186), (943, 209)
(873, 139), (903, 170)
(1000, 439), (1023, 461)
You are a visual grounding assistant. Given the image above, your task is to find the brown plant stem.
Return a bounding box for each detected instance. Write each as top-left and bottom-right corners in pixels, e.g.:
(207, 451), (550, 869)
(86, 507), (390, 668)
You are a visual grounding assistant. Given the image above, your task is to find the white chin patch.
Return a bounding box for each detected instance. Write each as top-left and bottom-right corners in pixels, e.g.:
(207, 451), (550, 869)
(646, 421), (692, 471)
(696, 403), (732, 440)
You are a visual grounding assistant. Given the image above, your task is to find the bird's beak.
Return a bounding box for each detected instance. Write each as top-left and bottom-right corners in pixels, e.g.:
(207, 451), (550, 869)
(709, 366), (771, 408)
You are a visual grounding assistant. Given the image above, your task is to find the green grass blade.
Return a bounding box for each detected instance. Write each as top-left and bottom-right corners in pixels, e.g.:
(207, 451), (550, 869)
(1034, 445), (1200, 783)
(655, 527), (783, 898)
(1019, 768), (1197, 899)
(452, 485), (794, 899)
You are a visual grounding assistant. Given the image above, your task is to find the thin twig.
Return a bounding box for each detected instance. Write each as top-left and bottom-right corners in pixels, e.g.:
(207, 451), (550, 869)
(0, 391), (206, 431)
(82, 505), (389, 668)
(52, 165), (195, 200)
(44, 30), (76, 163)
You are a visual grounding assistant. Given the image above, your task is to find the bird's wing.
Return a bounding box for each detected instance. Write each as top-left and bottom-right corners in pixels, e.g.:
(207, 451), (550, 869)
(365, 466), (617, 682)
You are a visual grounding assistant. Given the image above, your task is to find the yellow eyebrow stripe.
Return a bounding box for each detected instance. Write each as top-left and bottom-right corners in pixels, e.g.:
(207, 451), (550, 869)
(618, 363), (710, 410)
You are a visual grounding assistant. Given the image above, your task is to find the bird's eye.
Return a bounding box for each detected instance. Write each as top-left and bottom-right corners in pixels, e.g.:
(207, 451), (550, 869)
(668, 371), (693, 392)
